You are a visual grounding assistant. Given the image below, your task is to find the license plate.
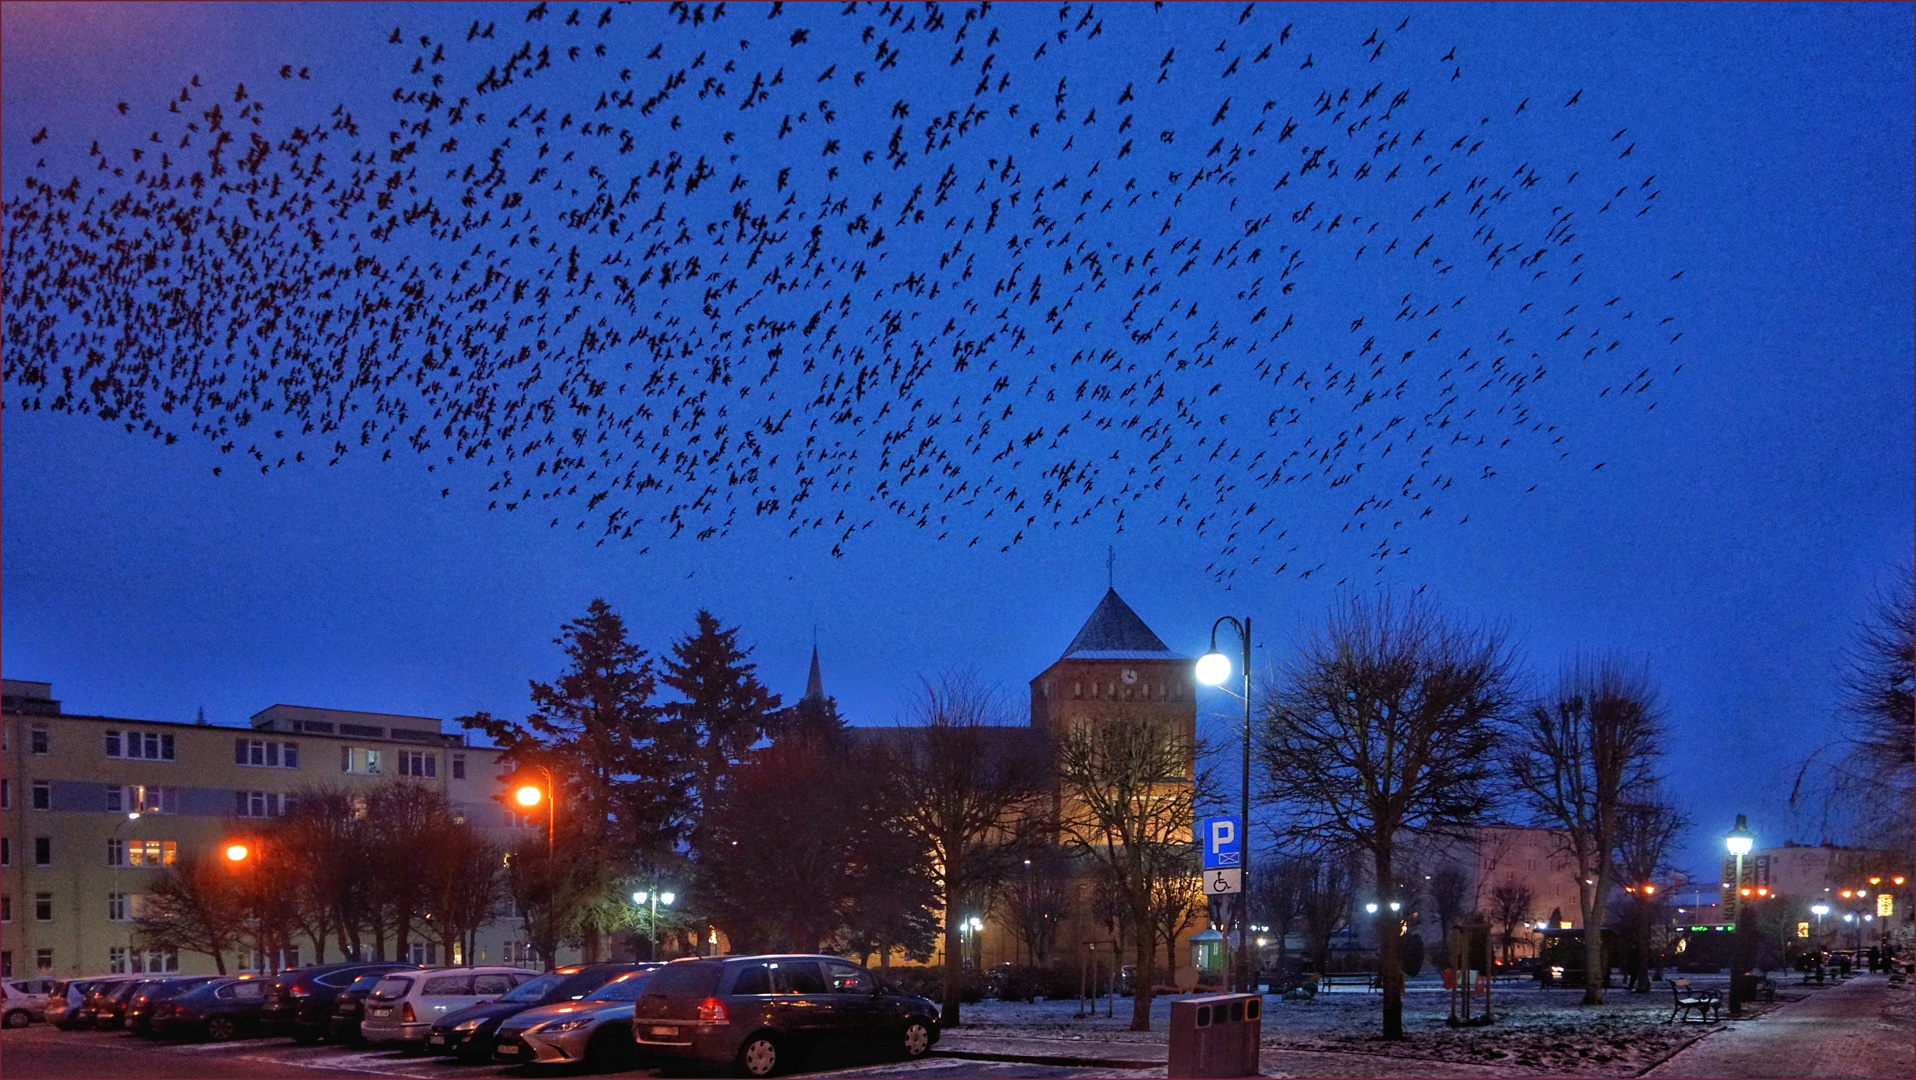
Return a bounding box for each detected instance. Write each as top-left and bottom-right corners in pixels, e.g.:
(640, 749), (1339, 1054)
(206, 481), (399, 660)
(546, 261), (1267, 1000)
(496, 1044), (520, 1055)
(371, 1007), (392, 1017)
(428, 1034), (445, 1045)
(651, 1025), (679, 1036)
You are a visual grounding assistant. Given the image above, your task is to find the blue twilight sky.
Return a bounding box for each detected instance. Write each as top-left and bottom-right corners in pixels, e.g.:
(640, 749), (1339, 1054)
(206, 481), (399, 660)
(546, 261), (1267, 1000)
(2, 2), (1911, 886)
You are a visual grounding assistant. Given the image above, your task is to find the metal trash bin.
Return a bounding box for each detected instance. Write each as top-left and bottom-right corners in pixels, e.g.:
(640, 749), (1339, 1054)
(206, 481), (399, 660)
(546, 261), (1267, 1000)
(1167, 992), (1261, 1078)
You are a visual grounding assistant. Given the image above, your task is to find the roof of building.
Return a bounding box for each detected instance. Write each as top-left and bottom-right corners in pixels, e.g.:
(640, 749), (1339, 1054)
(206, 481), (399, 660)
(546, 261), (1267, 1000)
(803, 645), (826, 704)
(1060, 589), (1183, 660)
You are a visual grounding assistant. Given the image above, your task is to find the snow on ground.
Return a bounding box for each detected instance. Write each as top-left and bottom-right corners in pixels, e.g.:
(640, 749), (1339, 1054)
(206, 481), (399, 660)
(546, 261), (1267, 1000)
(952, 974), (1773, 1077)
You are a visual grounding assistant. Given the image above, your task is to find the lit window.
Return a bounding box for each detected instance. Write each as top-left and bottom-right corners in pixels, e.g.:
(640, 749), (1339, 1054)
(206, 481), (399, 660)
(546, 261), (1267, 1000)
(123, 840), (177, 867)
(364, 750), (382, 775)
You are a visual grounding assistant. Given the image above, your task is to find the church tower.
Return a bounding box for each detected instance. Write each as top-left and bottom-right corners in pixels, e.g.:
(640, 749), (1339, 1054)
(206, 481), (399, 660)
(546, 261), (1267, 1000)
(1029, 588), (1197, 746)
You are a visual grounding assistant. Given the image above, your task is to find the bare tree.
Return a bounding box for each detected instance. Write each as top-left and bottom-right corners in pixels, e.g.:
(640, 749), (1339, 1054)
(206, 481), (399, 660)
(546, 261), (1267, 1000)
(1260, 592), (1517, 1039)
(1250, 855), (1313, 980)
(1145, 841), (1208, 986)
(1005, 845), (1074, 967)
(1510, 656), (1665, 1004)
(424, 825), (506, 966)
(134, 852), (247, 975)
(1794, 568), (1915, 850)
(1427, 864), (1472, 959)
(1054, 711), (1208, 1031)
(1487, 882), (1535, 965)
(1297, 849), (1357, 975)
(1614, 796), (1688, 991)
(884, 672), (1047, 1026)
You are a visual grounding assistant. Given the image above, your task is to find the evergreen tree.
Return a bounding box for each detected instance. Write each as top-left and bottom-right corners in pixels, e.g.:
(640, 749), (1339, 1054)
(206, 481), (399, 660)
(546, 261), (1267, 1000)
(662, 610), (786, 810)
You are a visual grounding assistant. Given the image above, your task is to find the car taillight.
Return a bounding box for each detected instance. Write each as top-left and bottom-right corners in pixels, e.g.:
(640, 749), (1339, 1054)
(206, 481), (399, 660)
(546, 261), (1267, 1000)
(696, 997), (728, 1023)
(290, 985), (310, 997)
(402, 1003), (416, 1023)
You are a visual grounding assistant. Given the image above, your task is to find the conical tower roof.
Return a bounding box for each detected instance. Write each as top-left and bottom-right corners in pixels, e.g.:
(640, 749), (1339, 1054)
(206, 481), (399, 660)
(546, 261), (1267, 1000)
(803, 644), (826, 703)
(1061, 589), (1182, 660)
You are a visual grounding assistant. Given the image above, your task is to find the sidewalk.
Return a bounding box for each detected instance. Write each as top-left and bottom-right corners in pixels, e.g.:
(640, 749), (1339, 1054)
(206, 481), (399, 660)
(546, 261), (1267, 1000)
(1642, 974), (1915, 1079)
(937, 1032), (1543, 1078)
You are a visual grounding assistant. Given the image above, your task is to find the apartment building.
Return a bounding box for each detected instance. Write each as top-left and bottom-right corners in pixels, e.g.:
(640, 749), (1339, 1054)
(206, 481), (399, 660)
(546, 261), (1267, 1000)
(0, 680), (567, 978)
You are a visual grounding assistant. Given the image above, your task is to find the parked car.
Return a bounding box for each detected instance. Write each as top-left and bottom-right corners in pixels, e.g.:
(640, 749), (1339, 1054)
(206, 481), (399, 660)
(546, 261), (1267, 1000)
(631, 955), (941, 1078)
(491, 967), (661, 1069)
(67, 976), (141, 1028)
(150, 977), (267, 1041)
(125, 977), (223, 1035)
(326, 973), (392, 1044)
(46, 979), (106, 1028)
(261, 962), (417, 1043)
(360, 966), (540, 1046)
(3, 977), (57, 1027)
(428, 962), (643, 1061)
(93, 977), (160, 1030)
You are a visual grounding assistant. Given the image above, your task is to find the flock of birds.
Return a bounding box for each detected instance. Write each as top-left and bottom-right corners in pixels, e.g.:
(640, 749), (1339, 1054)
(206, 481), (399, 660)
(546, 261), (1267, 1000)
(3, 1), (1685, 583)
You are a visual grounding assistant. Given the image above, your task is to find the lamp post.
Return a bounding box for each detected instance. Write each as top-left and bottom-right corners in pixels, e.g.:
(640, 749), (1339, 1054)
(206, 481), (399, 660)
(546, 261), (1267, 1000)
(1197, 615), (1252, 992)
(1725, 815), (1753, 1016)
(633, 889), (675, 962)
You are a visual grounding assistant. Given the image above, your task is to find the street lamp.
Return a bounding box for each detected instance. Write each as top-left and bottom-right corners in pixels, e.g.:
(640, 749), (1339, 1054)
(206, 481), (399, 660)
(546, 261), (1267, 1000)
(1197, 615), (1252, 992)
(633, 889), (676, 962)
(1725, 815), (1753, 1016)
(504, 764), (558, 857)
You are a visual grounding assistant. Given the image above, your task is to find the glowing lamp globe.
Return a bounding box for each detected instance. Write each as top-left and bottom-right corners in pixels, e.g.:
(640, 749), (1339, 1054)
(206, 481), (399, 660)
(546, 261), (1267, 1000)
(633, 891), (648, 904)
(225, 844), (249, 862)
(514, 785), (544, 808)
(1195, 652), (1232, 686)
(1725, 814), (1753, 856)
(660, 892), (676, 906)
(1811, 904), (1829, 916)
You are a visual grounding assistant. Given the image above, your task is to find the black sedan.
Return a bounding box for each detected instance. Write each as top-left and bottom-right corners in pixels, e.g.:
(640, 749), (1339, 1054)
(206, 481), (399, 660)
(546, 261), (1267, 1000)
(427, 962), (643, 1060)
(325, 972), (390, 1044)
(150, 977), (267, 1042)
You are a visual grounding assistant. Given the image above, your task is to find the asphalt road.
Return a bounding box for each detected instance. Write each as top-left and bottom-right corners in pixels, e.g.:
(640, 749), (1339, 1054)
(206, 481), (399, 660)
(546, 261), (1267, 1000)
(0, 1024), (1132, 1080)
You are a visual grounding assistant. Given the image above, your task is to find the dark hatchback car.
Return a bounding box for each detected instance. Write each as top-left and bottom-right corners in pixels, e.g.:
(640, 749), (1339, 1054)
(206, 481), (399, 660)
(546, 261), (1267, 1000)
(91, 978), (155, 1030)
(73, 978), (140, 1028)
(427, 962), (641, 1061)
(631, 955), (940, 1078)
(325, 972), (396, 1044)
(150, 977), (267, 1041)
(126, 977), (222, 1035)
(261, 962), (417, 1043)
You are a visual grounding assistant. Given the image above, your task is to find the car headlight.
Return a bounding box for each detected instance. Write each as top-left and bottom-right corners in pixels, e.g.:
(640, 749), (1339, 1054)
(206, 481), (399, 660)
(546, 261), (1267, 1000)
(539, 1017), (594, 1033)
(452, 1018), (485, 1032)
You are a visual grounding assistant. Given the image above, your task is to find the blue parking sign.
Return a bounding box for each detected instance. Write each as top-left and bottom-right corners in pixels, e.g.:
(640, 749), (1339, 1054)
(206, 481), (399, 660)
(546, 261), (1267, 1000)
(1198, 815), (1242, 869)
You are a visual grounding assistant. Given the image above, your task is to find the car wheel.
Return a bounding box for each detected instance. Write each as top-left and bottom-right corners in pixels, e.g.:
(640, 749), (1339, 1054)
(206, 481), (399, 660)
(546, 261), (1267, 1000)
(901, 1020), (932, 1060)
(735, 1033), (780, 1078)
(4, 1009), (32, 1029)
(588, 1027), (636, 1072)
(205, 1016), (238, 1042)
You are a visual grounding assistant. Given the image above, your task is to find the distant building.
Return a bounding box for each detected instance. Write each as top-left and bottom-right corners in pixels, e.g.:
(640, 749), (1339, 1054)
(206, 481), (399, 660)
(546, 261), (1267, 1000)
(1723, 840), (1911, 946)
(0, 679), (569, 979)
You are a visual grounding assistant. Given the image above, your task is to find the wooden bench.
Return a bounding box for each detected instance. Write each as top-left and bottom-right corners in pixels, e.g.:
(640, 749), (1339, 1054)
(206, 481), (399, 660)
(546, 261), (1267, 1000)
(1666, 978), (1721, 1023)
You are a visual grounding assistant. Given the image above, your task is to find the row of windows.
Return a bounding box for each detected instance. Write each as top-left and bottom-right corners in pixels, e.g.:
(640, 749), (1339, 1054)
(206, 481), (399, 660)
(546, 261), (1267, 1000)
(106, 729), (176, 760)
(0, 837), (52, 866)
(18, 725), (469, 777)
(3, 837), (179, 868)
(237, 790), (292, 818)
(0, 892), (150, 923)
(108, 947), (179, 975)
(6, 765), (470, 816)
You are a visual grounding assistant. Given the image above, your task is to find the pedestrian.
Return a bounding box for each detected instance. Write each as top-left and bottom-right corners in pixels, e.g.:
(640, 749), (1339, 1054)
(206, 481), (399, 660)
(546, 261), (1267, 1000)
(1868, 945), (1881, 973)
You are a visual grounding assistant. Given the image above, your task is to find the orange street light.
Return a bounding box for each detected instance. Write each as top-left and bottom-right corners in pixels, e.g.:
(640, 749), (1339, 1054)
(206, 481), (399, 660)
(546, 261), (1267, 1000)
(496, 765), (557, 857)
(226, 843), (250, 862)
(514, 784), (544, 808)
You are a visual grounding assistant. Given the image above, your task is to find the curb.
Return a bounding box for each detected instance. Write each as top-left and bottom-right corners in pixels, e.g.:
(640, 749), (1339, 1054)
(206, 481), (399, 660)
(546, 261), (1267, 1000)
(932, 1049), (1163, 1070)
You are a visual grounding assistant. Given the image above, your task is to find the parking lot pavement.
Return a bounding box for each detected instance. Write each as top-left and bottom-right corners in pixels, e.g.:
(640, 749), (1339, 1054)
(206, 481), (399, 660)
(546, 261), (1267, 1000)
(0, 1024), (1138, 1080)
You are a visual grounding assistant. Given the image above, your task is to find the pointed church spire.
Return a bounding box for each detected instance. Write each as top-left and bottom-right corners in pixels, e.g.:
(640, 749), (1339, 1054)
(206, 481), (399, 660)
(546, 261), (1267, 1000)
(804, 644), (826, 703)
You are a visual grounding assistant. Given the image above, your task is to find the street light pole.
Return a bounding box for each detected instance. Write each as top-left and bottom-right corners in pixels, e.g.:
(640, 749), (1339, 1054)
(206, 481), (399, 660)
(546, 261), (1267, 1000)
(1725, 815), (1753, 1017)
(1198, 615), (1253, 993)
(112, 812), (141, 971)
(633, 889), (675, 961)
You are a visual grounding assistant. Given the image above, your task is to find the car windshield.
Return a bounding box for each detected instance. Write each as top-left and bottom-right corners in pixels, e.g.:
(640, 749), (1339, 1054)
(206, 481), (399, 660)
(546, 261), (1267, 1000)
(500, 972), (565, 1003)
(584, 972), (652, 1002)
(645, 962), (722, 998)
